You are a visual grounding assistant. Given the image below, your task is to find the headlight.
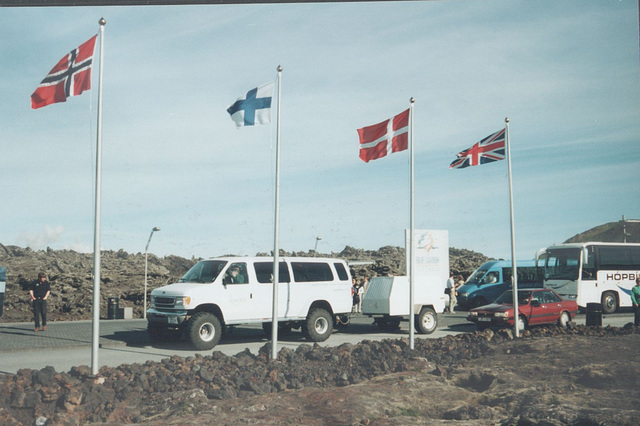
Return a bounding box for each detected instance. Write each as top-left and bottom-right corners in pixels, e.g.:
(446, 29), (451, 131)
(459, 292), (468, 298)
(469, 311), (478, 316)
(494, 312), (508, 318)
(174, 296), (191, 307)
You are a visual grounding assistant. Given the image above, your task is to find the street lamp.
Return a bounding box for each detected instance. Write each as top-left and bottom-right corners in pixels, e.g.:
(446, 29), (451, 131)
(313, 236), (323, 256)
(143, 227), (161, 319)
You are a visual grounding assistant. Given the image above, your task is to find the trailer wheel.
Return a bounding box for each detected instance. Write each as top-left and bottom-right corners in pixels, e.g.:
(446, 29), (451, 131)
(415, 307), (437, 334)
(186, 312), (222, 350)
(601, 291), (618, 314)
(302, 308), (333, 342)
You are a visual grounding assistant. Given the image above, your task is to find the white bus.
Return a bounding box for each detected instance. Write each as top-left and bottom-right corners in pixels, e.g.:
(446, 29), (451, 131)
(542, 242), (640, 314)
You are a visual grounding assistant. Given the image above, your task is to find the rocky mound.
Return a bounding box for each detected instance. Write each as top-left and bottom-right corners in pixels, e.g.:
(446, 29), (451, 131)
(1, 324), (638, 425)
(0, 244), (490, 324)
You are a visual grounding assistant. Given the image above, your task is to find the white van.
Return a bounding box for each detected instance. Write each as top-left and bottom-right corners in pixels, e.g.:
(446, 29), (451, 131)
(146, 256), (352, 349)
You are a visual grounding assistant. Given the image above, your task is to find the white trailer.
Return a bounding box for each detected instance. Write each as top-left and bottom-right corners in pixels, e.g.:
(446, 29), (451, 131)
(361, 229), (449, 333)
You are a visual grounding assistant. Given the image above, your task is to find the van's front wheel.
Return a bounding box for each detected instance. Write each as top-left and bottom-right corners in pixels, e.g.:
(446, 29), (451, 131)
(302, 308), (333, 342)
(186, 312), (222, 350)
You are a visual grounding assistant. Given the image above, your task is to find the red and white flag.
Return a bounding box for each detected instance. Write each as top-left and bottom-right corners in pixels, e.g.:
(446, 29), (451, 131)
(357, 109), (410, 163)
(31, 35), (98, 110)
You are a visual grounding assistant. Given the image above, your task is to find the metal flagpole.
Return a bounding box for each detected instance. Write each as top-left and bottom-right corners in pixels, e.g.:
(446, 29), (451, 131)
(409, 97), (415, 350)
(91, 17), (106, 376)
(271, 65), (283, 360)
(505, 117), (519, 338)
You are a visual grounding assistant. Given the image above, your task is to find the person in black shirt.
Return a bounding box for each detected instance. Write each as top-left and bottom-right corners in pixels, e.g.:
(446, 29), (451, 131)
(29, 271), (51, 332)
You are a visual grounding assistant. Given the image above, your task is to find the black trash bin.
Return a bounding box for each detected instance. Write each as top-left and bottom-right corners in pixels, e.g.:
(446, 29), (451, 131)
(107, 297), (119, 320)
(585, 302), (602, 327)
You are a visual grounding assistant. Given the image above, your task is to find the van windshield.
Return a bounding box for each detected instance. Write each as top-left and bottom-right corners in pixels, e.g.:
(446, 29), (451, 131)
(465, 268), (489, 285)
(179, 260), (227, 283)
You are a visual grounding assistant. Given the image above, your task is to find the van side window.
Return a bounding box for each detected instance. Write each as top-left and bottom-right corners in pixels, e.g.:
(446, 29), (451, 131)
(333, 262), (349, 281)
(291, 262), (334, 282)
(223, 262), (248, 285)
(253, 262), (290, 283)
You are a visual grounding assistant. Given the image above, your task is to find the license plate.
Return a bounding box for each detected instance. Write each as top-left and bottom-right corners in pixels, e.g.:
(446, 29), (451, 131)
(168, 316), (178, 324)
(478, 317), (491, 322)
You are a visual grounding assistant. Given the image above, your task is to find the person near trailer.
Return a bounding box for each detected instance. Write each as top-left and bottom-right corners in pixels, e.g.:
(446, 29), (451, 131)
(29, 271), (51, 332)
(631, 277), (640, 327)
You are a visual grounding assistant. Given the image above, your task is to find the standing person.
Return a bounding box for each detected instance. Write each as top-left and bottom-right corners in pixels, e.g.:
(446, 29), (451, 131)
(29, 272), (51, 332)
(352, 278), (360, 313)
(632, 277), (640, 327)
(446, 273), (455, 314)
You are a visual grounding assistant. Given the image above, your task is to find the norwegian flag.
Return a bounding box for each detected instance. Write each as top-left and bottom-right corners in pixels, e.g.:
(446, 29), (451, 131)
(357, 109), (409, 163)
(31, 35), (98, 109)
(449, 128), (506, 169)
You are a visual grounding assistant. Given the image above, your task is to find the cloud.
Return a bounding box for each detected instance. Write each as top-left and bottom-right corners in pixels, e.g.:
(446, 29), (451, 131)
(17, 225), (64, 251)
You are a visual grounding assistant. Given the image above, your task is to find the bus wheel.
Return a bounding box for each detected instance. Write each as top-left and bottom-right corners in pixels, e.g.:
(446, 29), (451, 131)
(601, 292), (618, 314)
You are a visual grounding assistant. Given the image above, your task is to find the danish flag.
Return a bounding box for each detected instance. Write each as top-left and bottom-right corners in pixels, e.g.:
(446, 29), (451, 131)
(449, 128), (506, 169)
(357, 109), (409, 163)
(31, 35), (98, 109)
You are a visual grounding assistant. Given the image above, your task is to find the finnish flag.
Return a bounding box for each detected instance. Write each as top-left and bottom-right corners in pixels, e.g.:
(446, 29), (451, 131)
(227, 81), (275, 127)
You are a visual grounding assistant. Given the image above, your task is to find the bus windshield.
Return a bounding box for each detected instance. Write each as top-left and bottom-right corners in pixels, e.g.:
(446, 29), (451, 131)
(545, 249), (580, 281)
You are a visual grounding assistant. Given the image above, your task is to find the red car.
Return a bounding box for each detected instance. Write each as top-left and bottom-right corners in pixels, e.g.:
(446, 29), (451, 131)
(467, 288), (578, 331)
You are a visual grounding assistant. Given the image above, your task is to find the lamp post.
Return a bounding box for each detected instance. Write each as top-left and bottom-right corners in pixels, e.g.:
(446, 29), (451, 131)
(313, 236), (322, 256)
(143, 227), (161, 319)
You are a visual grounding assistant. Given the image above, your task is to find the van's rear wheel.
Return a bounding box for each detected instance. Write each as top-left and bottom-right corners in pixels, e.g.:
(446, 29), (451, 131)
(186, 312), (222, 350)
(302, 308), (333, 342)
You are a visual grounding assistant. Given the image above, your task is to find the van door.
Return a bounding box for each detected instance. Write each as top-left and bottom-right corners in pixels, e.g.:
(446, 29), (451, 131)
(252, 261), (292, 320)
(219, 262), (257, 322)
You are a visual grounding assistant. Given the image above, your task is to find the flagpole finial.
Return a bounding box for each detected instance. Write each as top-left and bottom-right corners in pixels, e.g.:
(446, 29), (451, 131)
(99, 17), (106, 26)
(277, 65), (282, 72)
(505, 117), (510, 123)
(410, 97), (415, 104)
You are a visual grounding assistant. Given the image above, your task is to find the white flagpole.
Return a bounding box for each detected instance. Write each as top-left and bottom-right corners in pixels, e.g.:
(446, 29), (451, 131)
(409, 97), (415, 350)
(91, 17), (106, 376)
(271, 65), (283, 360)
(505, 117), (519, 338)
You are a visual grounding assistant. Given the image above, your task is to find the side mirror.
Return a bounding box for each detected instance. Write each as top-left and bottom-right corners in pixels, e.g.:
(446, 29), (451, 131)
(530, 299), (540, 307)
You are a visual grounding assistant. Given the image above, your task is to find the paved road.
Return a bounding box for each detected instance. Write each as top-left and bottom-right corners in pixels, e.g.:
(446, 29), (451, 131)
(0, 311), (634, 375)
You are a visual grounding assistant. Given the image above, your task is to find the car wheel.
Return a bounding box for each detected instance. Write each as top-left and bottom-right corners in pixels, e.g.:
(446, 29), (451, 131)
(186, 312), (222, 350)
(557, 311), (571, 328)
(601, 291), (618, 314)
(302, 308), (333, 342)
(415, 307), (437, 334)
(517, 315), (527, 332)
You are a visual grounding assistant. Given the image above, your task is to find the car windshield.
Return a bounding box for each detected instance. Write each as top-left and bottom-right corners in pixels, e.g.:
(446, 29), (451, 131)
(465, 268), (489, 285)
(179, 260), (227, 283)
(545, 248), (580, 280)
(494, 290), (533, 305)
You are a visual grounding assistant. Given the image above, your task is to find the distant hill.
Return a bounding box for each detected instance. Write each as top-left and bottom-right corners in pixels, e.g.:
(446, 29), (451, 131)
(564, 218), (640, 244)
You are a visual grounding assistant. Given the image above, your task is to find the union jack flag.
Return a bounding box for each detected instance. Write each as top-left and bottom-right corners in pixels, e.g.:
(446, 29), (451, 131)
(449, 128), (506, 169)
(31, 35), (97, 109)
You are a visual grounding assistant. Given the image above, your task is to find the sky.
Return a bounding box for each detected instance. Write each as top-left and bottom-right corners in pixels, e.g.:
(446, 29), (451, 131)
(1, 0), (639, 262)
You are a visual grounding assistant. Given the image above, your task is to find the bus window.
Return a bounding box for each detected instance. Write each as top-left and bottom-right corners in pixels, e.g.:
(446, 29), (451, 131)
(582, 248), (596, 280)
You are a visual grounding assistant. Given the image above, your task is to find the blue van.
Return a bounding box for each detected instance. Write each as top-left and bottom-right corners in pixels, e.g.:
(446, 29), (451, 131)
(456, 260), (543, 310)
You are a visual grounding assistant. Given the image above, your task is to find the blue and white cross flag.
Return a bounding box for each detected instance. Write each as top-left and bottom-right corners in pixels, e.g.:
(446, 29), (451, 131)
(227, 81), (275, 127)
